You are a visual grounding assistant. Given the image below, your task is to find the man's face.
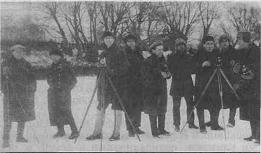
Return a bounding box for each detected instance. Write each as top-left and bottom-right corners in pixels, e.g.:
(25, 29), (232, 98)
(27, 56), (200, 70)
(204, 41), (215, 52)
(176, 43), (186, 53)
(219, 40), (229, 51)
(152, 45), (164, 57)
(126, 39), (136, 49)
(104, 36), (115, 47)
(12, 49), (25, 59)
(50, 55), (62, 63)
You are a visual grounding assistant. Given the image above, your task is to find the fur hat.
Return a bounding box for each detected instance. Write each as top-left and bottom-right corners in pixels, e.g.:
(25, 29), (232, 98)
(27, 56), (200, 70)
(49, 49), (63, 57)
(149, 41), (163, 52)
(102, 31), (114, 39)
(202, 35), (214, 44)
(237, 31), (251, 43)
(219, 35), (230, 43)
(124, 34), (137, 42)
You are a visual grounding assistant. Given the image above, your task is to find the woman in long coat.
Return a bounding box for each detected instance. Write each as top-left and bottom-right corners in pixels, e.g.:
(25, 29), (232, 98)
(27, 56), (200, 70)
(1, 45), (36, 148)
(141, 42), (171, 137)
(47, 50), (78, 139)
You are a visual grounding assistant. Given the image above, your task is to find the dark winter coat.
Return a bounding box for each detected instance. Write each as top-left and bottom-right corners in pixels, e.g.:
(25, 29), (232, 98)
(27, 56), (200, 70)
(1, 56), (36, 122)
(96, 43), (129, 111)
(47, 59), (77, 126)
(124, 46), (144, 111)
(195, 48), (237, 109)
(141, 54), (169, 115)
(167, 51), (197, 97)
(237, 45), (260, 121)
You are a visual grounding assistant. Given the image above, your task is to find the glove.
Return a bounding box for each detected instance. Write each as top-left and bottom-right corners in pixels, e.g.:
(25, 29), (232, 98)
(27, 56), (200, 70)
(202, 61), (211, 67)
(232, 63), (241, 74)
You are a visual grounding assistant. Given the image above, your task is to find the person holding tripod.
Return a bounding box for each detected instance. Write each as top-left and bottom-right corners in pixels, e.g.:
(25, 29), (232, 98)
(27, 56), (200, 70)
(1, 45), (37, 148)
(195, 35), (235, 133)
(86, 31), (129, 141)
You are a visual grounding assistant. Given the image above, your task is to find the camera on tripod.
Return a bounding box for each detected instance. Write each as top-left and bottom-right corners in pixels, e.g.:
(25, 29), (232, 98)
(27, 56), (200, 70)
(216, 56), (222, 66)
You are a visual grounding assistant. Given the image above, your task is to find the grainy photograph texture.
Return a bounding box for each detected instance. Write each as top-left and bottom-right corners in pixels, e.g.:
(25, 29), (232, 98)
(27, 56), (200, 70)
(0, 0), (260, 152)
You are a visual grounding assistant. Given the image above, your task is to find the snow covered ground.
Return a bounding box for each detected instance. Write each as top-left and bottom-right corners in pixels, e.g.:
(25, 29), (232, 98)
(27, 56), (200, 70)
(0, 76), (260, 152)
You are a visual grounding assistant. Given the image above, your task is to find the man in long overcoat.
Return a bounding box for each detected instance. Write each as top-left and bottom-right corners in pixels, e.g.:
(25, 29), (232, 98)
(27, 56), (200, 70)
(195, 35), (236, 133)
(142, 42), (171, 138)
(1, 45), (36, 148)
(123, 34), (145, 137)
(234, 31), (260, 144)
(167, 37), (198, 132)
(47, 49), (78, 139)
(86, 31), (129, 141)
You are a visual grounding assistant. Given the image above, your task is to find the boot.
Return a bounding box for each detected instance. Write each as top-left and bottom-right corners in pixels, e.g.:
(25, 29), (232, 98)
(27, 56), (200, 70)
(188, 123), (199, 129)
(197, 109), (206, 134)
(200, 127), (207, 134)
(149, 115), (159, 137)
(86, 133), (102, 140)
(158, 114), (170, 136)
(69, 131), (79, 139)
(16, 122), (28, 143)
(135, 128), (145, 134)
(244, 136), (254, 141)
(53, 124), (65, 138)
(109, 135), (120, 141)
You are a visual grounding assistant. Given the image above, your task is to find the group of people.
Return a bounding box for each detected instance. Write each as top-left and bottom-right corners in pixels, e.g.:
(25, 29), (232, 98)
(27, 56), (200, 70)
(1, 30), (260, 148)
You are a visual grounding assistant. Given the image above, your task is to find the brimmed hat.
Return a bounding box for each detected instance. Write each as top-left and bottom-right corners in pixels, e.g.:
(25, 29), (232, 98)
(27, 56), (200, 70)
(124, 34), (137, 42)
(10, 44), (25, 52)
(49, 49), (63, 57)
(102, 31), (114, 39)
(219, 35), (230, 43)
(149, 41), (163, 52)
(175, 38), (186, 46)
(202, 35), (214, 44)
(237, 31), (251, 43)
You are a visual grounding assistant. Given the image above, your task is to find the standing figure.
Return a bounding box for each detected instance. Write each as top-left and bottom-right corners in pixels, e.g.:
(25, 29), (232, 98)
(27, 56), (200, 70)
(1, 45), (36, 148)
(235, 31), (260, 144)
(195, 35), (235, 133)
(47, 49), (79, 139)
(86, 31), (129, 141)
(167, 37), (198, 132)
(123, 34), (145, 137)
(141, 42), (171, 138)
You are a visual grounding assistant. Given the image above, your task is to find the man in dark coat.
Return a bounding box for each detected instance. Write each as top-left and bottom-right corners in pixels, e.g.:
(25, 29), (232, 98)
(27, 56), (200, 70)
(47, 49), (78, 139)
(195, 35), (236, 133)
(234, 31), (260, 144)
(141, 42), (171, 138)
(217, 35), (240, 128)
(123, 34), (145, 137)
(1, 45), (36, 148)
(86, 31), (129, 141)
(167, 37), (198, 132)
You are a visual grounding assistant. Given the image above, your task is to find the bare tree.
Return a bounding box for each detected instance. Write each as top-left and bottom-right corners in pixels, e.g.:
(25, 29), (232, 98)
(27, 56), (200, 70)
(157, 2), (201, 38)
(43, 2), (68, 44)
(198, 2), (220, 39)
(228, 3), (261, 35)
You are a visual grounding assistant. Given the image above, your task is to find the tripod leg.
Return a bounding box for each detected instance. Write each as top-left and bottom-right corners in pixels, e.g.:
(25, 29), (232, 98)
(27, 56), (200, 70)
(180, 69), (217, 133)
(216, 69), (227, 139)
(74, 70), (102, 143)
(105, 72), (141, 142)
(219, 69), (240, 100)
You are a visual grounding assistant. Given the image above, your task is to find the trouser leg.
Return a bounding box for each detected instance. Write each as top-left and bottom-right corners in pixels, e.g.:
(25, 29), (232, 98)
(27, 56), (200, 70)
(158, 114), (165, 131)
(172, 96), (181, 126)
(228, 107), (236, 125)
(149, 115), (158, 136)
(67, 111), (78, 133)
(185, 96), (195, 125)
(92, 108), (106, 135)
(197, 108), (205, 129)
(17, 122), (25, 138)
(3, 118), (11, 142)
(210, 107), (220, 127)
(112, 110), (122, 136)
